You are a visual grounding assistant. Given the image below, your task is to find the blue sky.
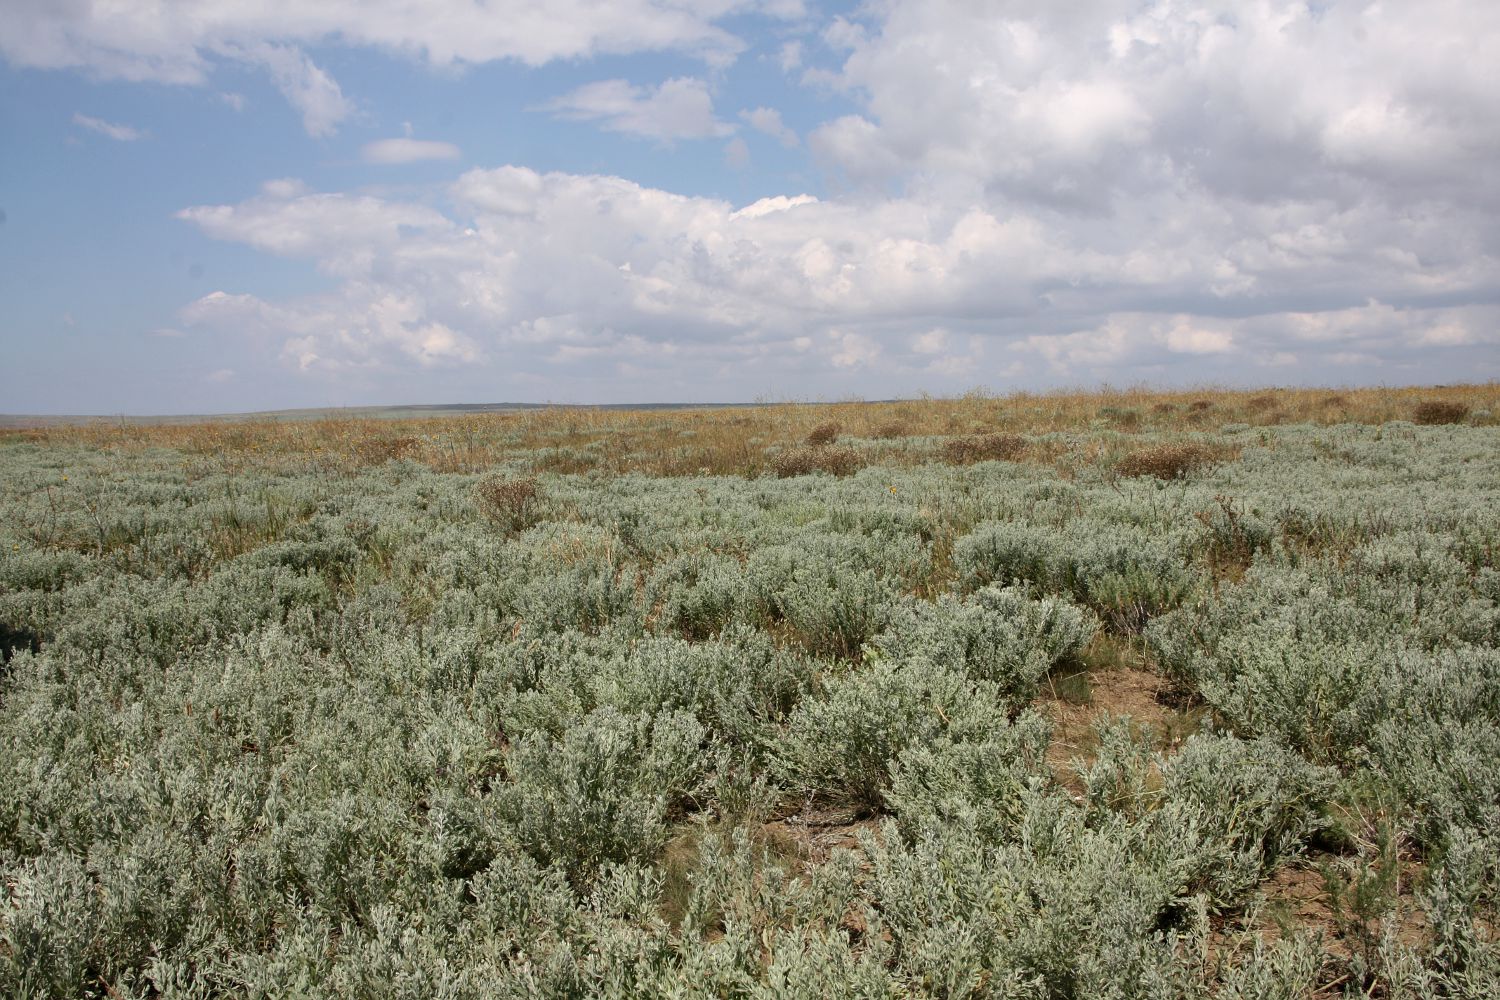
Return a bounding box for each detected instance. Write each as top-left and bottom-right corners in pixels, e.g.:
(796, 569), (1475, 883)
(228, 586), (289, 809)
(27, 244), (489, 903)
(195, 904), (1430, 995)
(3, 1), (1498, 414)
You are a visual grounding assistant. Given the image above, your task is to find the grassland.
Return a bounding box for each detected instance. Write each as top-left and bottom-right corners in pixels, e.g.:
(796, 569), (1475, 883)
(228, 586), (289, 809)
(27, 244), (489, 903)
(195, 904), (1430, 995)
(1, 384), (1497, 998)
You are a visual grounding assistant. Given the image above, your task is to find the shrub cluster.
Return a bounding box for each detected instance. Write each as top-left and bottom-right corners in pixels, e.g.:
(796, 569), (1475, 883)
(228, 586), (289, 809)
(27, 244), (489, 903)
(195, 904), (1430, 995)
(952, 520), (1201, 631)
(1, 418), (1496, 996)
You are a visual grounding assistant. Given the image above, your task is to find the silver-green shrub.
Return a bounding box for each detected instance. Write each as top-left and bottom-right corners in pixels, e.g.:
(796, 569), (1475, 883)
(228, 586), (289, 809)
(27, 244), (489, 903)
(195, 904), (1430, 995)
(870, 584), (1097, 704)
(1, 420), (1497, 997)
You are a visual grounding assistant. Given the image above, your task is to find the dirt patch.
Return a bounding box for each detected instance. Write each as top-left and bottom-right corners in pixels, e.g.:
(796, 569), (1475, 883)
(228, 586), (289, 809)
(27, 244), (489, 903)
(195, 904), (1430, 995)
(1208, 847), (1432, 982)
(1047, 664), (1171, 730)
(763, 804), (883, 868)
(1039, 664), (1180, 792)
(1250, 863), (1348, 956)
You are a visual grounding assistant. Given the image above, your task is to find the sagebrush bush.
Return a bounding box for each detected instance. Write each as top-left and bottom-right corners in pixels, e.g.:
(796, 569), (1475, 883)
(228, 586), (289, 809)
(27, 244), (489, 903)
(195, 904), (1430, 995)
(2, 411), (1497, 997)
(500, 706), (708, 883)
(869, 585), (1097, 704)
(774, 659), (1011, 811)
(951, 520), (1067, 590)
(746, 537), (910, 658)
(1072, 551), (1199, 632)
(644, 550), (751, 639)
(885, 712), (1052, 843)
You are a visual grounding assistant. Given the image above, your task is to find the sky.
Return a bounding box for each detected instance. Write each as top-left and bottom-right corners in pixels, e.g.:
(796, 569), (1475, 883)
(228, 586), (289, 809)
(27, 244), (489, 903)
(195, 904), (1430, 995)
(2, 1), (1498, 414)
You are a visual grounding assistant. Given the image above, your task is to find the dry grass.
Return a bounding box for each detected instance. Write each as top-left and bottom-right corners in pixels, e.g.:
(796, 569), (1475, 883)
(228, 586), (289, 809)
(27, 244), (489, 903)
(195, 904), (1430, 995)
(771, 445), (864, 478)
(4, 384), (1492, 478)
(353, 434), (420, 465)
(804, 421), (842, 446)
(1115, 443), (1225, 480)
(475, 474), (542, 531)
(941, 432), (1027, 464)
(1411, 400), (1470, 425)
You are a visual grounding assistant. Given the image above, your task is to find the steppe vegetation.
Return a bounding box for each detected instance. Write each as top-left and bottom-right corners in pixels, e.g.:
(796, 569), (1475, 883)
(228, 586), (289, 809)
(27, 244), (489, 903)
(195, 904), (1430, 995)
(1, 383), (1497, 997)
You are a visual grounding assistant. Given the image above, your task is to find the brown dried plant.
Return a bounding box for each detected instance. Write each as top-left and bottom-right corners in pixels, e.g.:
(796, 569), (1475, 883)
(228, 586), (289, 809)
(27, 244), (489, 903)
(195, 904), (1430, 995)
(942, 432), (1026, 465)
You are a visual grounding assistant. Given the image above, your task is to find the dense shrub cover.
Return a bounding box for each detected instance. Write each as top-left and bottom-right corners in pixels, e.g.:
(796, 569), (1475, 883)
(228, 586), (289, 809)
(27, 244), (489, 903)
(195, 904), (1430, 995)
(0, 412), (1496, 997)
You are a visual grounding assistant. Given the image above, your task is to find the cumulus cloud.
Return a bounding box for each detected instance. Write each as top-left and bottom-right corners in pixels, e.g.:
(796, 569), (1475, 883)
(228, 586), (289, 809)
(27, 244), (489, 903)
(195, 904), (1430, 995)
(361, 137), (463, 164)
(176, 178), (453, 276)
(0, 0), (754, 78)
(72, 112), (145, 141)
(245, 43), (352, 136)
(810, 0), (1500, 212)
(776, 40), (802, 73)
(741, 106), (798, 147)
(543, 77), (733, 141)
(174, 159), (1500, 396)
(181, 290), (482, 373)
(153, 0), (1500, 397)
(1, 1), (795, 136)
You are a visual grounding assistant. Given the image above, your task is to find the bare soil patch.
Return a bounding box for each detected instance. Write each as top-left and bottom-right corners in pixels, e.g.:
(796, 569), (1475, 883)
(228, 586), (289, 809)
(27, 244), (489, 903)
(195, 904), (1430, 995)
(763, 803), (883, 869)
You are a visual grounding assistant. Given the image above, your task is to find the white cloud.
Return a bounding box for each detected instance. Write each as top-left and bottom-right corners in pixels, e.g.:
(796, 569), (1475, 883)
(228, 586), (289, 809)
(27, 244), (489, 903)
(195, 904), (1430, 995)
(912, 329), (947, 355)
(1163, 318), (1234, 356)
(71, 112), (145, 141)
(147, 0), (1500, 397)
(828, 330), (881, 369)
(776, 40), (802, 73)
(174, 164), (1500, 396)
(0, 1), (753, 77)
(245, 43), (352, 137)
(728, 194), (817, 220)
(2, 1), (772, 136)
(543, 77), (733, 140)
(361, 137), (462, 164)
(741, 106), (798, 147)
(176, 179), (453, 276)
(724, 137), (751, 169)
(810, 0), (1500, 212)
(181, 290), (481, 372)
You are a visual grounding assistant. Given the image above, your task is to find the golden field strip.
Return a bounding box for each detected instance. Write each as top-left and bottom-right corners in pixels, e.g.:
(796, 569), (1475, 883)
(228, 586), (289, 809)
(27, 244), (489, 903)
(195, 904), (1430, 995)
(5, 384), (1494, 477)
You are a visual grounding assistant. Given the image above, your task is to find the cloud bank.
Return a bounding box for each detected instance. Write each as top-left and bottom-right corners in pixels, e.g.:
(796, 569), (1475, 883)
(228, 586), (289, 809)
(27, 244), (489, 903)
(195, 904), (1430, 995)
(174, 152), (1498, 395)
(2, 0), (794, 134)
(22, 0), (1500, 398)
